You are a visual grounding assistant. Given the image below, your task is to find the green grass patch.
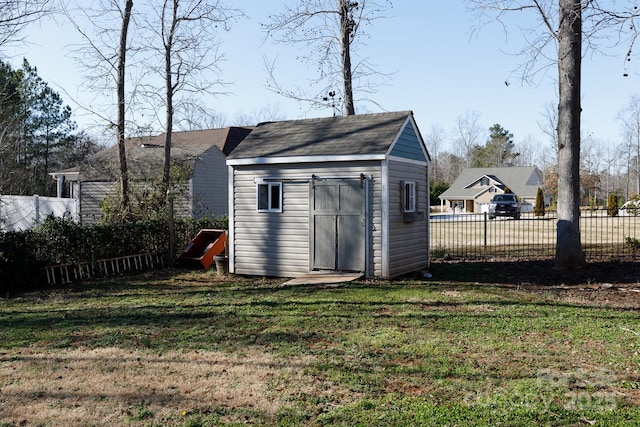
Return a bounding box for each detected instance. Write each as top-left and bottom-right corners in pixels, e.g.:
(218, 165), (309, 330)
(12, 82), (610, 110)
(1, 268), (640, 425)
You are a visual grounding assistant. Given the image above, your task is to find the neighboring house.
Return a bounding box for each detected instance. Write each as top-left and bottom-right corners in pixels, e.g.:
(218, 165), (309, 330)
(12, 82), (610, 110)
(438, 166), (548, 213)
(226, 111), (431, 279)
(50, 127), (252, 224)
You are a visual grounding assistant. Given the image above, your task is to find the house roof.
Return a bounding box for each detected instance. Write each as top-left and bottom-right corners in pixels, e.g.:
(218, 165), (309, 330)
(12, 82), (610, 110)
(74, 127), (252, 181)
(439, 167), (543, 200)
(226, 111), (418, 163)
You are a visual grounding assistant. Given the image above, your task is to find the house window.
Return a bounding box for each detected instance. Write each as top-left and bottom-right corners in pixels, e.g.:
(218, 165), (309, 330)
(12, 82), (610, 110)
(257, 182), (282, 212)
(480, 177), (489, 186)
(402, 181), (416, 213)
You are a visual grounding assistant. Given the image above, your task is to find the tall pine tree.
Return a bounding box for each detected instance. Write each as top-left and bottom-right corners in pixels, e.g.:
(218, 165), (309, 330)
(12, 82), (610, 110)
(471, 124), (518, 168)
(0, 60), (23, 194)
(0, 59), (93, 196)
(20, 59), (78, 195)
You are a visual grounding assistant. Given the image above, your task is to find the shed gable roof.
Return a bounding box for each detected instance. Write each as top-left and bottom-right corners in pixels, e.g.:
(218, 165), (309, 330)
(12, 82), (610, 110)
(227, 111), (423, 163)
(76, 127), (252, 181)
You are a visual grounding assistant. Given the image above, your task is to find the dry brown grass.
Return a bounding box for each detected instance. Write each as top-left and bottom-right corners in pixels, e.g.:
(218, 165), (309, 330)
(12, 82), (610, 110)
(430, 212), (640, 260)
(4, 266), (640, 425)
(0, 346), (323, 426)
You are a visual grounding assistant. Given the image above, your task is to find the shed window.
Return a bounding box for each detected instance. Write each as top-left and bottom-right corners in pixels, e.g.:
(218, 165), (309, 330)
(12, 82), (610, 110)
(402, 181), (416, 213)
(257, 182), (282, 212)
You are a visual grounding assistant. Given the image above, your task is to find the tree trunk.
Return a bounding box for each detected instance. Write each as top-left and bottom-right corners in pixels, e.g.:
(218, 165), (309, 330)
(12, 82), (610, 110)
(339, 0), (355, 116)
(636, 134), (639, 195)
(555, 0), (585, 269)
(162, 0), (178, 186)
(117, 0), (133, 213)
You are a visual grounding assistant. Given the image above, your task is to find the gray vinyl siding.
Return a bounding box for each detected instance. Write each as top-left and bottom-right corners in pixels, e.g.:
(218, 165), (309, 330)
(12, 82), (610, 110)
(232, 161), (382, 278)
(387, 159), (429, 277)
(171, 183), (192, 218)
(191, 148), (228, 217)
(80, 180), (192, 224)
(79, 181), (117, 225)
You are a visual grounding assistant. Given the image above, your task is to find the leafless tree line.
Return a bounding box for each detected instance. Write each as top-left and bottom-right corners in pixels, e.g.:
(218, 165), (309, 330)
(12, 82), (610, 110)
(427, 95), (640, 203)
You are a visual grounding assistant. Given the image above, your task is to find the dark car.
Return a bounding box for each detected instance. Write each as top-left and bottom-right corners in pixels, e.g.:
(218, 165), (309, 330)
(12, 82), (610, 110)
(489, 193), (521, 219)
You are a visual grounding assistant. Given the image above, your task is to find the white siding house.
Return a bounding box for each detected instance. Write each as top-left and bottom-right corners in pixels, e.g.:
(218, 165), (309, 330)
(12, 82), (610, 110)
(226, 111), (430, 279)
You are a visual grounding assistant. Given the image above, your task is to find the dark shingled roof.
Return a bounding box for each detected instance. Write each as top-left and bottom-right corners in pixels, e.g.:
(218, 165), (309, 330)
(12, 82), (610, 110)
(78, 127), (252, 181)
(227, 111), (413, 160)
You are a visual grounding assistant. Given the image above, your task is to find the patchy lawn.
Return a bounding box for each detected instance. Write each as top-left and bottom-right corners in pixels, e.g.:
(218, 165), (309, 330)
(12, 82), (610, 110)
(2, 262), (640, 426)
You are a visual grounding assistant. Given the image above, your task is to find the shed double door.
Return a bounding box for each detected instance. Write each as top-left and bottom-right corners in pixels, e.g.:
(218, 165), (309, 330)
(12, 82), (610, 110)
(311, 178), (366, 272)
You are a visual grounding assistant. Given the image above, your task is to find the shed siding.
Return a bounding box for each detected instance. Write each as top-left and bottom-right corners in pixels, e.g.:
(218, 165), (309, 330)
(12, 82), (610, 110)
(387, 159), (429, 277)
(191, 147), (228, 217)
(232, 162), (382, 278)
(389, 123), (427, 162)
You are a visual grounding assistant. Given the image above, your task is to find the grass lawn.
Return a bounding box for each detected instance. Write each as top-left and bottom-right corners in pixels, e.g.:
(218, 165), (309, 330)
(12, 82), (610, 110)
(2, 263), (640, 426)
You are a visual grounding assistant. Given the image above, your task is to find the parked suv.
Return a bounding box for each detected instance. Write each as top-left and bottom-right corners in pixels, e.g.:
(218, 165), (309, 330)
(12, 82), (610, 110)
(489, 193), (521, 219)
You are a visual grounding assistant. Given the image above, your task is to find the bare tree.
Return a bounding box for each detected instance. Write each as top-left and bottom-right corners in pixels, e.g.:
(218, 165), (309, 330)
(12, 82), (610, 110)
(140, 0), (243, 186)
(469, 0), (640, 269)
(600, 141), (624, 201)
(554, 0), (583, 268)
(425, 124), (447, 182)
(438, 151), (466, 185)
(537, 100), (559, 160)
(451, 110), (485, 167)
(536, 100), (560, 198)
(580, 133), (606, 205)
(176, 103), (228, 130)
(0, 0), (51, 48)
(263, 0), (391, 116)
(622, 132), (636, 198)
(65, 0), (142, 215)
(514, 134), (542, 167)
(117, 0), (133, 212)
(174, 103), (287, 131)
(229, 104), (288, 127)
(617, 94), (640, 196)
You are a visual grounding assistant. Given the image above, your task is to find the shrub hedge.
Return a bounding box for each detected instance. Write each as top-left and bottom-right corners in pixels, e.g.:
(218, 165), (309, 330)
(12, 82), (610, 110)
(0, 215), (227, 294)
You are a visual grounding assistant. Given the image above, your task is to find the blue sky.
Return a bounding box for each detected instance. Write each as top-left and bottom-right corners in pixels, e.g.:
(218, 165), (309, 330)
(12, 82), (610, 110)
(6, 1), (638, 155)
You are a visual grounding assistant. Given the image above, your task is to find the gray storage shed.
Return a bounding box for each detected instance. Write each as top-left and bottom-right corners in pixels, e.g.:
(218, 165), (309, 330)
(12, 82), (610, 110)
(226, 111), (431, 279)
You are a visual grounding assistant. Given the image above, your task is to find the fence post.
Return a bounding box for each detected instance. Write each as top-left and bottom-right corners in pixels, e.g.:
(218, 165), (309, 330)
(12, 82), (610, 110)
(484, 212), (488, 260)
(34, 195), (40, 226)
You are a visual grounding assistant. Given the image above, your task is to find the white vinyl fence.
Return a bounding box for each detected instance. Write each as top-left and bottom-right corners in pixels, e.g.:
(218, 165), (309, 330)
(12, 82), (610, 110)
(0, 195), (79, 231)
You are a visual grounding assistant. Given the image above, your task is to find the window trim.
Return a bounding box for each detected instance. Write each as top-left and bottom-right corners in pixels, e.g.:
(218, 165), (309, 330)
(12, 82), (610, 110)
(257, 182), (282, 212)
(402, 181), (417, 213)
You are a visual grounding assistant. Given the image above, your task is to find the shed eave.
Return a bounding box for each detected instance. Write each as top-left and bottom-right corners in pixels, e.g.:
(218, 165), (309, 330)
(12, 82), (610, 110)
(227, 154), (386, 166)
(49, 171), (80, 180)
(387, 154), (429, 166)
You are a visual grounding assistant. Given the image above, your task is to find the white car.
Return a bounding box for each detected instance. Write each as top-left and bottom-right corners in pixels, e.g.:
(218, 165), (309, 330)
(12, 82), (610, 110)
(619, 200), (640, 216)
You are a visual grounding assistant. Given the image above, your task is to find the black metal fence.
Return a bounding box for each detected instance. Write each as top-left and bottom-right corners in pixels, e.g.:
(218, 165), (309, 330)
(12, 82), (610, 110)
(430, 209), (640, 261)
